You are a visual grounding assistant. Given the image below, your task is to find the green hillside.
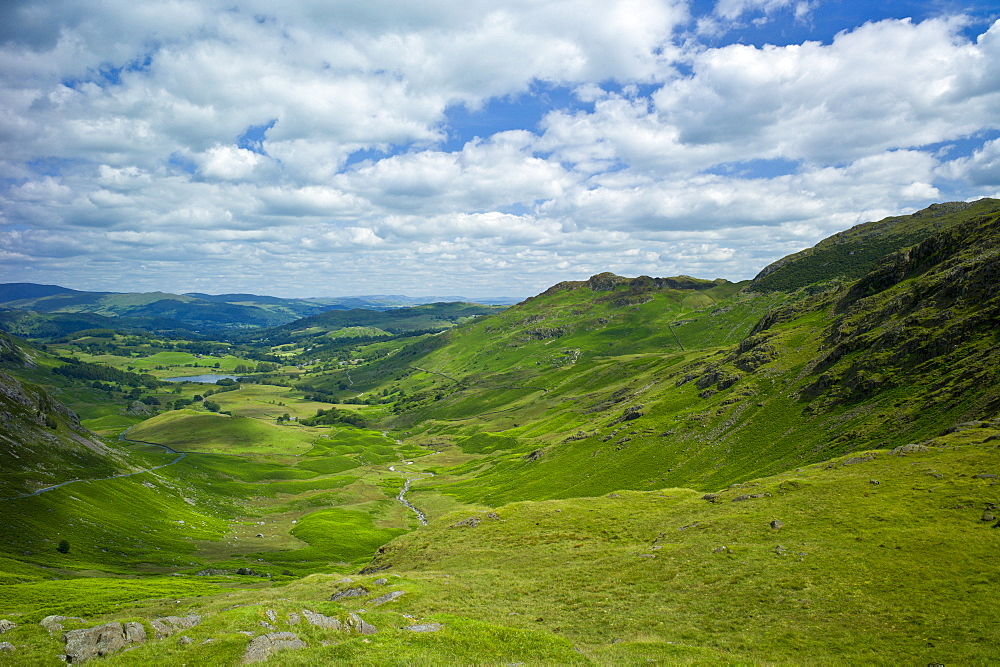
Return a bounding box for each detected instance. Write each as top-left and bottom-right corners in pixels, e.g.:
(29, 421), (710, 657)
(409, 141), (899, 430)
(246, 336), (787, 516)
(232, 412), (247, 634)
(1, 200), (1000, 664)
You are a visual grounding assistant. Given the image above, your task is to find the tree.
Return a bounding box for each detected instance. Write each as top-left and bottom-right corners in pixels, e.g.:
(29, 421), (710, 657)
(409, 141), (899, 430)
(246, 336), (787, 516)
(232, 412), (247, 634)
(56, 540), (70, 554)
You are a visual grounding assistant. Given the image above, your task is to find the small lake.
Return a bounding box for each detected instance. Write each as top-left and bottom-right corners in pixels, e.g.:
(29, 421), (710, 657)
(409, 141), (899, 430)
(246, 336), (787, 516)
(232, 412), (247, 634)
(162, 374), (242, 384)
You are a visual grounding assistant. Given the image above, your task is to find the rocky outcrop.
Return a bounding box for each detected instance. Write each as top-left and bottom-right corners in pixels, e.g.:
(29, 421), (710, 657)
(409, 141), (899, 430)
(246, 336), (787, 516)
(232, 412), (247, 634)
(149, 614), (200, 639)
(242, 632), (306, 664)
(40, 616), (84, 634)
(62, 621), (146, 663)
(301, 610), (341, 630)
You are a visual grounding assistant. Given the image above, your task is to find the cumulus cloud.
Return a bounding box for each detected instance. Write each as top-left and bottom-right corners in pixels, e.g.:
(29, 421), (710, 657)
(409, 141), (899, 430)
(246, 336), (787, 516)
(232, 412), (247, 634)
(0, 3), (999, 296)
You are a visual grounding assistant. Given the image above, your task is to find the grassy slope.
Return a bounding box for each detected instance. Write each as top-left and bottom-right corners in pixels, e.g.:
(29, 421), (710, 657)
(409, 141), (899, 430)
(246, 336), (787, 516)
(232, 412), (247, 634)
(1, 426), (996, 664)
(331, 205), (1000, 507)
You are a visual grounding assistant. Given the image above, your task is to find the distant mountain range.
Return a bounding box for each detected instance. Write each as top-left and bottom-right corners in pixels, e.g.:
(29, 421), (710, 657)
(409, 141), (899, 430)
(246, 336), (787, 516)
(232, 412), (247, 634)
(0, 284), (522, 337)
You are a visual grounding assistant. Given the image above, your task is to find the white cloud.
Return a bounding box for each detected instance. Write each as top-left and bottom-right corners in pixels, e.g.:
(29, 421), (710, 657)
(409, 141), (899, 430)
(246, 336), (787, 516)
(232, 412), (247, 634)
(0, 5), (999, 296)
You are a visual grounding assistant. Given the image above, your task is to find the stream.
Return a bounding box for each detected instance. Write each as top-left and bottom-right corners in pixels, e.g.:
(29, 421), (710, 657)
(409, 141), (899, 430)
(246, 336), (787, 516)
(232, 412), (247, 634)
(389, 464), (432, 526)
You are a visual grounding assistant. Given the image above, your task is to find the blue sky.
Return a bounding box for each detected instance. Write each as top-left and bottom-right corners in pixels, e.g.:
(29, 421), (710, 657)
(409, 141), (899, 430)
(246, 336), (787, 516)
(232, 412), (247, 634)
(1, 1), (998, 298)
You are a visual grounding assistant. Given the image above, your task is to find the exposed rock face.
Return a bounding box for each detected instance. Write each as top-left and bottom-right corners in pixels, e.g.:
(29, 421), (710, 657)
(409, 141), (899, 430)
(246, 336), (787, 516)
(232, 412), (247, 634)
(150, 615), (200, 639)
(242, 632), (307, 664)
(329, 586), (368, 602)
(302, 610), (341, 630)
(369, 591), (405, 607)
(0, 620), (15, 633)
(63, 622), (146, 663)
(40, 616), (84, 634)
(346, 613), (377, 635)
(405, 624), (444, 632)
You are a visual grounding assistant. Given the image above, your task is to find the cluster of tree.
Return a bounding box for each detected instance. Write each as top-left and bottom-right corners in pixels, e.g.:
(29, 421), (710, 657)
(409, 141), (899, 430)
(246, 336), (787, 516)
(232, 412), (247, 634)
(300, 407), (368, 428)
(54, 357), (161, 388)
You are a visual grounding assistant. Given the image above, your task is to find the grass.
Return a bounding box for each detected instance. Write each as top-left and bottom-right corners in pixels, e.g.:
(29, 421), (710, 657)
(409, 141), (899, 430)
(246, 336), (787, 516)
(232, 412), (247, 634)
(126, 410), (320, 455)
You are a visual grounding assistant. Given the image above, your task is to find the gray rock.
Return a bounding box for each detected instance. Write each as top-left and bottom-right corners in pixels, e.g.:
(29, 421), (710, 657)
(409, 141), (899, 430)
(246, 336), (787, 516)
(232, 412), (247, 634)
(770, 520), (784, 530)
(329, 586), (369, 602)
(346, 613), (377, 635)
(405, 624), (444, 632)
(773, 545), (787, 555)
(177, 635), (193, 646)
(373, 578), (388, 586)
(889, 443), (929, 456)
(0, 642), (13, 652)
(123, 622), (146, 644)
(712, 546), (730, 554)
(0, 620), (15, 634)
(150, 615), (201, 639)
(242, 632), (307, 664)
(982, 513), (996, 522)
(731, 493), (770, 502)
(974, 474), (998, 479)
(301, 609), (341, 630)
(40, 615), (84, 634)
(701, 493), (719, 503)
(370, 591), (405, 607)
(64, 622), (146, 663)
(265, 609), (277, 622)
(287, 613), (301, 625)
(451, 516), (481, 528)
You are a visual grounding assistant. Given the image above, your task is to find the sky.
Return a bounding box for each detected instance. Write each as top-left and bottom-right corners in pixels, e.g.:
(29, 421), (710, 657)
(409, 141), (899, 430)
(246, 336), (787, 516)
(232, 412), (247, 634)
(1, 1), (999, 299)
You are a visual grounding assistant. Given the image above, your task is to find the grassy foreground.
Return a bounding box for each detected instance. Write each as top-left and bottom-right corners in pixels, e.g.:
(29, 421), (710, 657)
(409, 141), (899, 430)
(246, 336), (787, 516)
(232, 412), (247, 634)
(0, 423), (997, 664)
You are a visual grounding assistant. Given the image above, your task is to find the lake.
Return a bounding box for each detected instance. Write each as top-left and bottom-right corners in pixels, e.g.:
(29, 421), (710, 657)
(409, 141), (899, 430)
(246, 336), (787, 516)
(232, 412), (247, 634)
(162, 374), (242, 384)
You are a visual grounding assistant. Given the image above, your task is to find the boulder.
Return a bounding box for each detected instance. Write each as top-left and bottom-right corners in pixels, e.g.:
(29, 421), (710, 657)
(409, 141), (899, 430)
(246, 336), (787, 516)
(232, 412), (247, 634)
(346, 613), (377, 635)
(329, 586), (369, 602)
(0, 642), (13, 652)
(301, 609), (341, 630)
(242, 632), (306, 664)
(40, 615), (84, 634)
(405, 624), (444, 632)
(770, 520), (785, 530)
(64, 622), (146, 663)
(370, 591), (405, 607)
(150, 615), (201, 639)
(0, 620), (15, 634)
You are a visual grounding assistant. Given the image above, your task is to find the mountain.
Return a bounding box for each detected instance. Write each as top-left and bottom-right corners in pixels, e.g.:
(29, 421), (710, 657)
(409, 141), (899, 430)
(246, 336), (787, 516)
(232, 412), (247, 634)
(248, 301), (509, 345)
(0, 332), (135, 498)
(748, 197), (1000, 292)
(0, 285), (522, 338)
(1, 200), (999, 664)
(324, 199), (1000, 504)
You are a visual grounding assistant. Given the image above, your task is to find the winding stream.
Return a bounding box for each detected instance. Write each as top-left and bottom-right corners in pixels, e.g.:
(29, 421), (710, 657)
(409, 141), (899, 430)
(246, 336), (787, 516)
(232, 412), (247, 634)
(388, 464), (433, 526)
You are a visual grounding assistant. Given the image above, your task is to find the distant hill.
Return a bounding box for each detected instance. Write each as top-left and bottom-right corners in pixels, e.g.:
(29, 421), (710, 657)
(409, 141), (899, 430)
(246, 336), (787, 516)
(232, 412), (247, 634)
(250, 302), (509, 346)
(0, 285), (522, 338)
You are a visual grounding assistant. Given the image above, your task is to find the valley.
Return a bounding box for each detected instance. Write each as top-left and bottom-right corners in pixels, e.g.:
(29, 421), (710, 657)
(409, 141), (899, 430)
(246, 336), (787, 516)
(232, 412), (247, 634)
(0, 199), (999, 664)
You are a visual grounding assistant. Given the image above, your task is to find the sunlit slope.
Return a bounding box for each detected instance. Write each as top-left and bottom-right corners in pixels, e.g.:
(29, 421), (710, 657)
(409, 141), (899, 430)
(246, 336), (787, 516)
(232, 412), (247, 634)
(364, 427), (1000, 664)
(0, 332), (146, 497)
(748, 197), (1000, 292)
(346, 203), (1000, 505)
(8, 426), (992, 664)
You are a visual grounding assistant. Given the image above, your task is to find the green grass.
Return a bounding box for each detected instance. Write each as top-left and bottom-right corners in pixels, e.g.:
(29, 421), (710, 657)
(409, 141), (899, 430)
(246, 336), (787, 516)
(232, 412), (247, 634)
(126, 410), (319, 455)
(0, 577), (225, 622)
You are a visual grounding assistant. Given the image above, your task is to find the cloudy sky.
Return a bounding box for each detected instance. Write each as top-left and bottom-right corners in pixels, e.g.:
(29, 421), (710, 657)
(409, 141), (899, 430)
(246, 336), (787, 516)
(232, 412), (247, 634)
(1, 0), (998, 298)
